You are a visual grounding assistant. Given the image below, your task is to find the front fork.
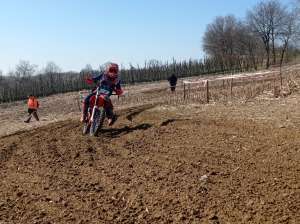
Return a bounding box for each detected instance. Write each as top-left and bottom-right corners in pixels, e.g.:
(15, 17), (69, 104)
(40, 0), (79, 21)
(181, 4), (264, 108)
(90, 94), (99, 123)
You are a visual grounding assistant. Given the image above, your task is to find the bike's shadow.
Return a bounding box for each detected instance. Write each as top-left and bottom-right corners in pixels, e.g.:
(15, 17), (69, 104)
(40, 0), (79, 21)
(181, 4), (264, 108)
(99, 123), (152, 138)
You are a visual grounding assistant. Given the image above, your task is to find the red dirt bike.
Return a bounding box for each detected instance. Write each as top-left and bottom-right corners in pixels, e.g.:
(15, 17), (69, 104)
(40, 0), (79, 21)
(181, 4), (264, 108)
(82, 87), (116, 136)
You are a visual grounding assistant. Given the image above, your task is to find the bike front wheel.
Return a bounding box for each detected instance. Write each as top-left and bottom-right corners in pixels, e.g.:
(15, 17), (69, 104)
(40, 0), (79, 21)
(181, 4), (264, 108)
(89, 108), (106, 136)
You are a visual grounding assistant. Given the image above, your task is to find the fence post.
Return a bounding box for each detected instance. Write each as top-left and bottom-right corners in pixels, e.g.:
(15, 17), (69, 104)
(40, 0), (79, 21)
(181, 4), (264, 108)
(206, 80), (209, 103)
(280, 64), (283, 89)
(280, 71), (283, 89)
(183, 82), (186, 100)
(77, 92), (83, 112)
(230, 78), (233, 98)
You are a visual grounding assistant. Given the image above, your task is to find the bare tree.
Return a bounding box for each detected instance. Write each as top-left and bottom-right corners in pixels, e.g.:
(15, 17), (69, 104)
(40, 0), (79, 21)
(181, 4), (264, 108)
(247, 0), (286, 68)
(85, 64), (93, 71)
(44, 61), (61, 74)
(203, 15), (242, 68)
(294, 0), (300, 46)
(237, 24), (265, 70)
(203, 15), (236, 57)
(7, 70), (15, 77)
(202, 15), (261, 72)
(277, 10), (298, 67)
(15, 60), (37, 77)
(81, 64), (93, 73)
(269, 1), (286, 64)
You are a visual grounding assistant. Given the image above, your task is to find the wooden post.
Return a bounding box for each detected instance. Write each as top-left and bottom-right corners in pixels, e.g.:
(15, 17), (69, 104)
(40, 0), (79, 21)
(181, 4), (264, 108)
(77, 92), (83, 112)
(280, 63), (283, 89)
(251, 79), (254, 97)
(230, 78), (233, 98)
(206, 80), (209, 103)
(183, 82), (186, 100)
(77, 97), (81, 112)
(280, 71), (283, 89)
(273, 77), (278, 97)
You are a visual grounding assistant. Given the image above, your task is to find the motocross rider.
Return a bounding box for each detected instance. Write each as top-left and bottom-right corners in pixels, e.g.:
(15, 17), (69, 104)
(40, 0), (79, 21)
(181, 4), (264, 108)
(81, 62), (123, 126)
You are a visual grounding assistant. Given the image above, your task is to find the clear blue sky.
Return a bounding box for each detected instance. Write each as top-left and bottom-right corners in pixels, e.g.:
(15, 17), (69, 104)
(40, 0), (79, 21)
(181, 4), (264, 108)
(0, 0), (292, 73)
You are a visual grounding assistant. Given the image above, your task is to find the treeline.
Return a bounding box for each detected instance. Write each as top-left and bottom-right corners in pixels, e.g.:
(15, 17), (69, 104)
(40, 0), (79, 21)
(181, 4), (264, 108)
(0, 72), (88, 103)
(120, 57), (259, 83)
(0, 57), (259, 103)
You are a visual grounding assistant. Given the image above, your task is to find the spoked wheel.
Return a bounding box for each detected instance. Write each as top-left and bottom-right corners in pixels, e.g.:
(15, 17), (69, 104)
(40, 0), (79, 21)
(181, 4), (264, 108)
(89, 108), (106, 136)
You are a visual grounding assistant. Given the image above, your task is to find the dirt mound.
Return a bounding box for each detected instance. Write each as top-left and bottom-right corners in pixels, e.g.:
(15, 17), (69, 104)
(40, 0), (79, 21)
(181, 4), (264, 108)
(0, 103), (299, 223)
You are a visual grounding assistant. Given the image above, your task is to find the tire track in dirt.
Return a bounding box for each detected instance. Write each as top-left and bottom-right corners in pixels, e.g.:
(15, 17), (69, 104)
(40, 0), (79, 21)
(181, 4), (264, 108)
(0, 103), (299, 223)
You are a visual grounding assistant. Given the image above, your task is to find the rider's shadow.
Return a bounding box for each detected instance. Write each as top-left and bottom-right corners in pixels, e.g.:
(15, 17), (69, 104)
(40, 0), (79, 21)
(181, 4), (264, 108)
(100, 123), (152, 138)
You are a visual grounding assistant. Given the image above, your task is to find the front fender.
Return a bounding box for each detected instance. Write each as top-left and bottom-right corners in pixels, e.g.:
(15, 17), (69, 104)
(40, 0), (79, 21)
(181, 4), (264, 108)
(89, 95), (105, 108)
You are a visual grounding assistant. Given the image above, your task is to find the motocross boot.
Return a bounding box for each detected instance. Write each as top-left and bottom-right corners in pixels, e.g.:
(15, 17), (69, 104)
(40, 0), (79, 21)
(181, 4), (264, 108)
(80, 103), (88, 122)
(108, 114), (117, 126)
(106, 107), (117, 126)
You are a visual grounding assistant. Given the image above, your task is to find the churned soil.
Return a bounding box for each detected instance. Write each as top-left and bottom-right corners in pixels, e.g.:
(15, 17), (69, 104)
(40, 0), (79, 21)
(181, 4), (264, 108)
(0, 89), (299, 223)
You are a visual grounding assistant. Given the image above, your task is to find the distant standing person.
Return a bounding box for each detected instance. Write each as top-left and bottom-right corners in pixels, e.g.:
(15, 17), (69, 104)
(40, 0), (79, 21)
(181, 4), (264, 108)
(24, 95), (40, 123)
(168, 73), (178, 92)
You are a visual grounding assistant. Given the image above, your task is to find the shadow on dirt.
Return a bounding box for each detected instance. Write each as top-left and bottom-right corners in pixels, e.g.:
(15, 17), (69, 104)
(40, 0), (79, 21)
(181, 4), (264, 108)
(125, 104), (157, 121)
(0, 142), (17, 162)
(160, 119), (176, 126)
(159, 118), (192, 127)
(100, 123), (152, 138)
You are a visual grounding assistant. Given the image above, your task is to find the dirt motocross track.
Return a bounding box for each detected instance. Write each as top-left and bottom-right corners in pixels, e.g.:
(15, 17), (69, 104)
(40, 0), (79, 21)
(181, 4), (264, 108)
(1, 66), (300, 223)
(1, 92), (300, 224)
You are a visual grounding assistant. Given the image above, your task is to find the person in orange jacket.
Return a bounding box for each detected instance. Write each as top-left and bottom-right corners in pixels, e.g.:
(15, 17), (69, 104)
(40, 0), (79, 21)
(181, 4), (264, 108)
(24, 94), (40, 123)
